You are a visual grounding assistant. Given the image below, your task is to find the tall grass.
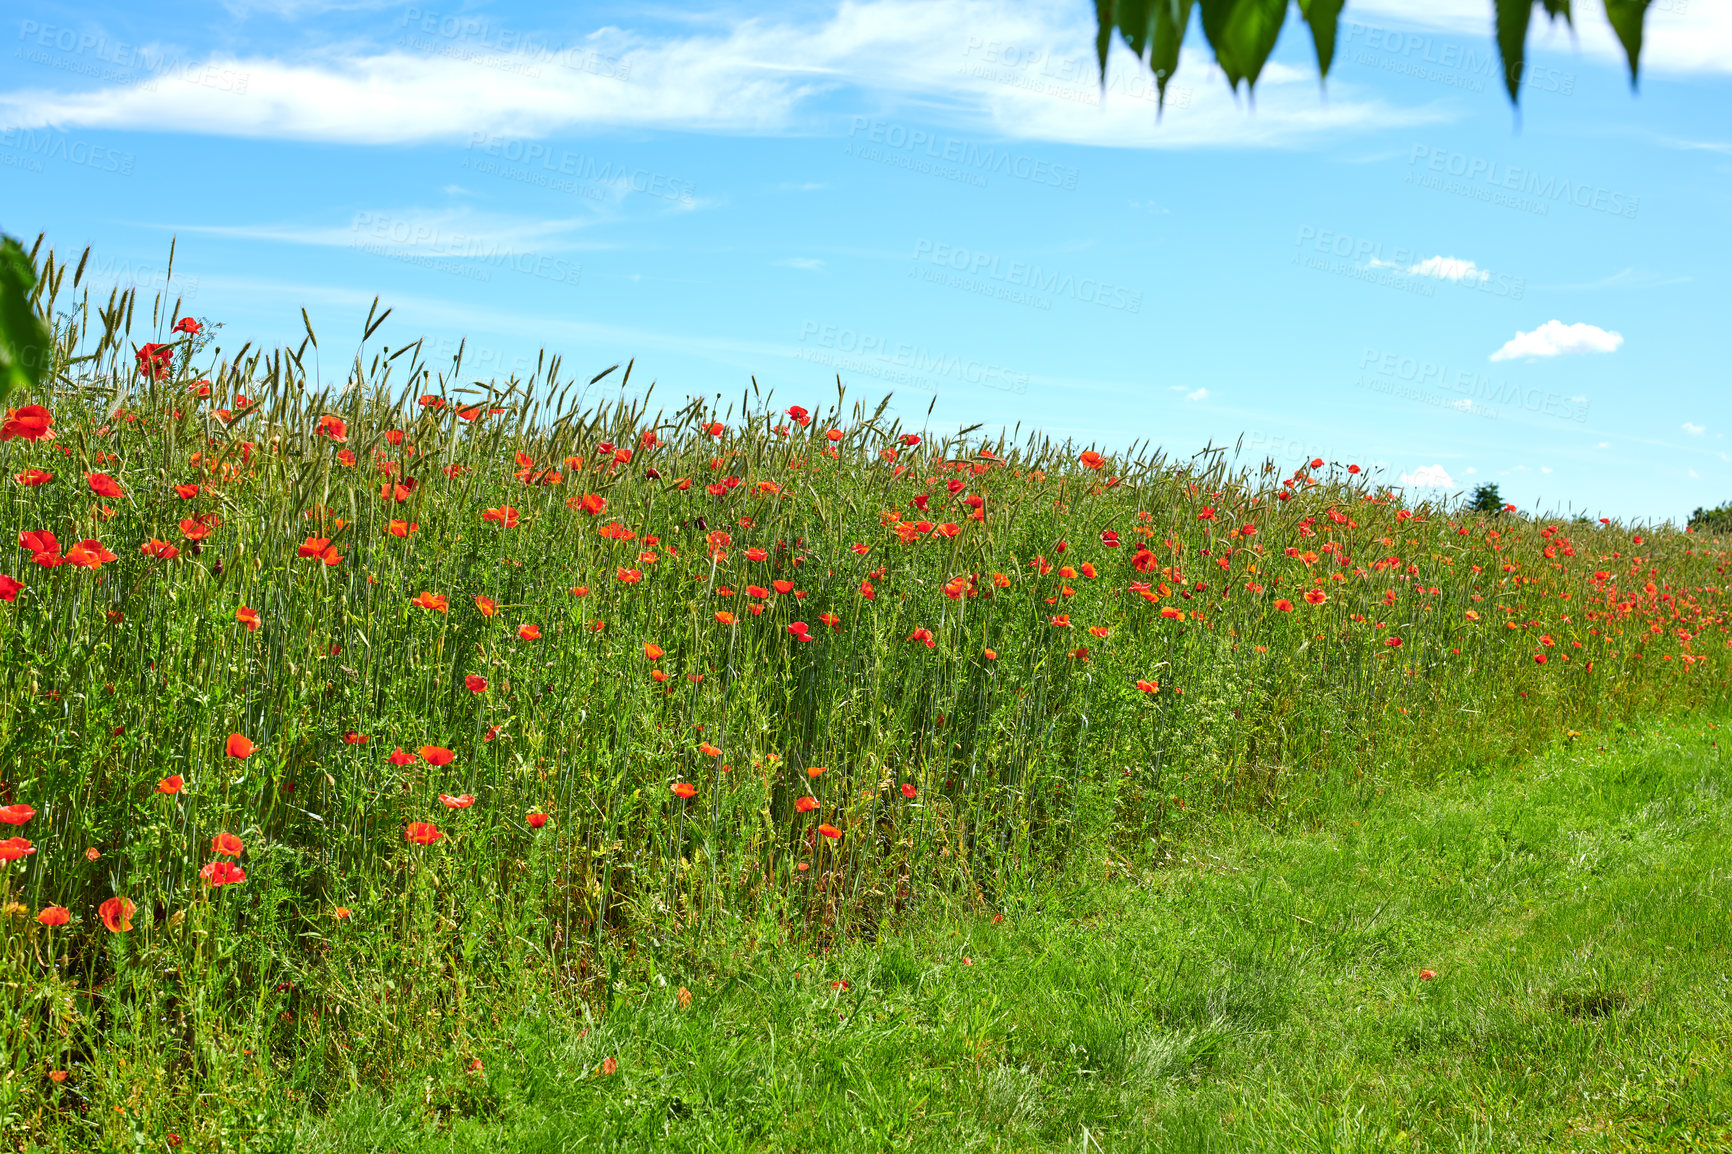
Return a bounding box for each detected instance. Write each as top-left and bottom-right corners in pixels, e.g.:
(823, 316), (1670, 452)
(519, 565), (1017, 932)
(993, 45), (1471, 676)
(2, 239), (1729, 1146)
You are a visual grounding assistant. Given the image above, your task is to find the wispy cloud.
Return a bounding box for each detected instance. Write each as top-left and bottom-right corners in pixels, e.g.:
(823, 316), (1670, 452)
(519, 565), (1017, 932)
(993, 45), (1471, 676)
(0, 1), (1438, 148)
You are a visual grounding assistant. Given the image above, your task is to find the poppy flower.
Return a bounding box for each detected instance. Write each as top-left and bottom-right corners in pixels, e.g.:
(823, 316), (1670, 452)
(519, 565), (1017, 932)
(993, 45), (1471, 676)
(715, 611), (736, 625)
(517, 623), (541, 641)
(0, 804), (31, 825)
(817, 824), (841, 839)
(465, 674), (488, 694)
(616, 567), (643, 584)
(36, 905), (70, 926)
(786, 621), (814, 641)
(819, 612), (841, 631)
(1274, 599), (1295, 612)
(983, 648), (998, 660)
(342, 731), (368, 744)
(297, 536), (342, 566)
(908, 627), (935, 648)
(157, 775), (184, 794)
(1303, 589), (1328, 606)
(233, 605), (261, 632)
(440, 793), (476, 809)
(786, 405), (813, 427)
(15, 468), (52, 486)
(900, 783), (917, 799)
(1385, 637), (1403, 648)
(200, 858), (248, 886)
(526, 811), (549, 828)
(826, 428), (843, 442)
(315, 415), (348, 442)
(807, 766), (826, 778)
(135, 343), (173, 379)
(63, 539), (116, 569)
(173, 316), (202, 335)
(704, 421), (725, 437)
(899, 434), (921, 447)
(1136, 679), (1160, 693)
(671, 782), (698, 799)
(0, 836), (35, 861)
(1534, 654), (1548, 664)
(1419, 969), (1437, 980)
(698, 742), (722, 757)
(388, 747), (418, 766)
(86, 472), (124, 499)
(0, 404), (53, 442)
(795, 796), (819, 813)
(100, 896), (135, 932)
(210, 833), (244, 857)
(1159, 606), (1185, 620)
(404, 822), (442, 845)
(420, 746), (456, 767)
(388, 519), (418, 537)
(412, 591), (449, 613)
(482, 506), (520, 528)
(226, 733), (255, 759)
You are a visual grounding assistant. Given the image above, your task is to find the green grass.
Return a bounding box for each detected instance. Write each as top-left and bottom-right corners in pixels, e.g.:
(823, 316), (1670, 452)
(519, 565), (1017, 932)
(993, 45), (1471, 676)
(271, 716), (1732, 1153)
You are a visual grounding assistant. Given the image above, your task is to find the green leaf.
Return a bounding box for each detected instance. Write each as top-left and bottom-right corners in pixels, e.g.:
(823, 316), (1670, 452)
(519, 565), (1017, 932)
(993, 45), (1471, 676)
(1197, 0), (1288, 93)
(1295, 0), (1346, 77)
(1149, 0), (1195, 108)
(1096, 0), (1194, 111)
(1493, 0), (1535, 102)
(1603, 0), (1653, 85)
(0, 236), (53, 411)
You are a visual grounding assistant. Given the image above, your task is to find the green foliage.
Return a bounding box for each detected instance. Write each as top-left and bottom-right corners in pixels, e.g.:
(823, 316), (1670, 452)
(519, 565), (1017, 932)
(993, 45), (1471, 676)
(1095, 0), (1651, 108)
(0, 234), (54, 409)
(1469, 482), (1504, 514)
(1689, 500), (1732, 536)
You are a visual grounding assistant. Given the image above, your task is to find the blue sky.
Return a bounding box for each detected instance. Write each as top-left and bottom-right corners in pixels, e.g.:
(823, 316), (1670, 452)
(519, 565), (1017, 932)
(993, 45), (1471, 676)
(3, 0), (1728, 522)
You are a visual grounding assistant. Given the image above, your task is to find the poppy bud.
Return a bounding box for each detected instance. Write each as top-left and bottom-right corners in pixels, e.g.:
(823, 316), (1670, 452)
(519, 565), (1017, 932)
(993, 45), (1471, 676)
(645, 467), (662, 480)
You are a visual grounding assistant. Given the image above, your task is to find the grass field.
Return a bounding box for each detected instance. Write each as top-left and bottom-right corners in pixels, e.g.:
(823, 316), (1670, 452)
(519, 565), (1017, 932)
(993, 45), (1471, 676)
(300, 716), (1732, 1153)
(2, 242), (1730, 1150)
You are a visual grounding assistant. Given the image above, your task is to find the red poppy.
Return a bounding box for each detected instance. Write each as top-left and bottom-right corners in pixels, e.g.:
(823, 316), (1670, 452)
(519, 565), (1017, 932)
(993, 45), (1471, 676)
(1159, 606), (1185, 620)
(1274, 599), (1295, 612)
(795, 796), (818, 813)
(342, 731), (368, 744)
(440, 793), (476, 809)
(0, 836), (35, 861)
(0, 804), (32, 824)
(207, 832), (242, 857)
(63, 539), (116, 569)
(388, 747), (418, 766)
(15, 468), (52, 486)
(235, 606), (260, 631)
(199, 860), (246, 886)
(404, 822), (443, 845)
(516, 623), (541, 641)
(900, 783), (917, 799)
(86, 472), (124, 499)
(908, 627), (935, 648)
(807, 766), (826, 778)
(715, 611), (737, 625)
(698, 742), (722, 757)
(1303, 589), (1327, 606)
(786, 621), (814, 641)
(37, 905), (70, 926)
(0, 574), (22, 602)
(140, 538), (180, 560)
(178, 518), (211, 542)
(817, 824), (841, 839)
(1385, 637), (1403, 648)
(825, 428), (843, 442)
(297, 536), (342, 566)
(412, 591), (449, 613)
(482, 506), (520, 528)
(157, 775), (184, 794)
(616, 567), (643, 584)
(899, 434), (921, 447)
(1079, 450), (1104, 469)
(704, 421), (725, 437)
(315, 415), (348, 442)
(100, 896), (135, 932)
(526, 811), (549, 829)
(419, 745), (456, 766)
(226, 733), (255, 759)
(135, 343), (173, 379)
(1419, 969), (1437, 980)
(173, 316), (201, 335)
(672, 782), (698, 799)
(1136, 679), (1160, 693)
(1049, 614), (1071, 628)
(388, 519), (418, 537)
(465, 674), (488, 694)
(0, 404), (53, 441)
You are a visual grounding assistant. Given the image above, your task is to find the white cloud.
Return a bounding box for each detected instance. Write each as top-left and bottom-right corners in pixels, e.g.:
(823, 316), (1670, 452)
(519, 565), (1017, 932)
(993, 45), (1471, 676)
(1596, 442), (1610, 448)
(1399, 464), (1455, 488)
(773, 257), (826, 271)
(1184, 387), (1209, 401)
(1489, 320), (1623, 362)
(1683, 422), (1706, 436)
(0, 1), (1438, 148)
(1406, 255), (1490, 283)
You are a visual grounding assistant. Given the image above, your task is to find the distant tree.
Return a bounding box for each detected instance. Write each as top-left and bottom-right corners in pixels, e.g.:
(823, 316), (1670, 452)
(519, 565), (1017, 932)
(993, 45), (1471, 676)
(1688, 502), (1732, 535)
(1469, 483), (1503, 515)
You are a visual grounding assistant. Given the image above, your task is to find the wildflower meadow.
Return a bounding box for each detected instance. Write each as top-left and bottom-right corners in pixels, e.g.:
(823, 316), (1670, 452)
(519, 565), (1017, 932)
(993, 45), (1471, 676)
(3, 239), (1731, 1150)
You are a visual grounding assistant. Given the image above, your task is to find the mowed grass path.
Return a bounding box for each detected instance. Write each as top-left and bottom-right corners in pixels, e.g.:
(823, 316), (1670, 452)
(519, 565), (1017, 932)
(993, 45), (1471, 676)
(304, 719), (1732, 1153)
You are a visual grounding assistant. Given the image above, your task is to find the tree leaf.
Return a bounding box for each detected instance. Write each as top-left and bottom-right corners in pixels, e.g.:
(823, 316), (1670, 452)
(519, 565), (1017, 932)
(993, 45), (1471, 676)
(1149, 0), (1195, 108)
(1602, 0), (1653, 85)
(1198, 0), (1289, 92)
(1295, 0), (1347, 78)
(1493, 0), (1535, 102)
(0, 236), (53, 410)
